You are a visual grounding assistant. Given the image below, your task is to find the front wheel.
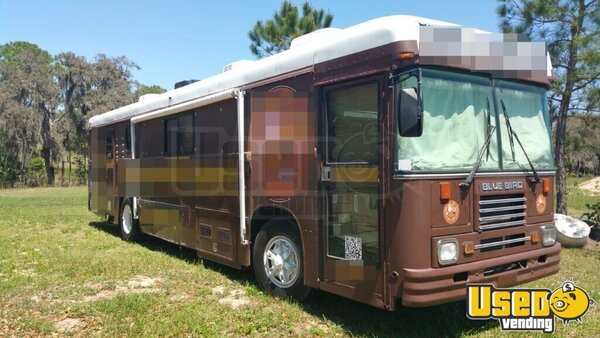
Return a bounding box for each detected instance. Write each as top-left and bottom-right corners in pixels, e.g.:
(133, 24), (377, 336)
(120, 198), (140, 241)
(252, 220), (310, 301)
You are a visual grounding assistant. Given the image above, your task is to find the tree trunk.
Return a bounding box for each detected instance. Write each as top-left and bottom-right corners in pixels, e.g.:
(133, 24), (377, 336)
(554, 0), (586, 215)
(554, 102), (569, 214)
(41, 147), (55, 186)
(39, 103), (55, 186)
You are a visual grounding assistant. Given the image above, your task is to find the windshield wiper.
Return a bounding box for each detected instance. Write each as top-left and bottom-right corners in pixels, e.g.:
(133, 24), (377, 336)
(460, 98), (496, 190)
(500, 99), (541, 184)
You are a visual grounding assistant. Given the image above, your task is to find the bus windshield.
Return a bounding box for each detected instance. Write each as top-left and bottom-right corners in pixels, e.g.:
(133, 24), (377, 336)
(395, 68), (554, 172)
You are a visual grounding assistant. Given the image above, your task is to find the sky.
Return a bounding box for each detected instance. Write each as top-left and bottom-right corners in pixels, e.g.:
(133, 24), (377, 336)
(0, 1), (499, 90)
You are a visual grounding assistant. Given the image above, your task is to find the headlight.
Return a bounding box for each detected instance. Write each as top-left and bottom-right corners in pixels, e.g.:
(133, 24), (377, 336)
(438, 238), (458, 265)
(541, 225), (556, 246)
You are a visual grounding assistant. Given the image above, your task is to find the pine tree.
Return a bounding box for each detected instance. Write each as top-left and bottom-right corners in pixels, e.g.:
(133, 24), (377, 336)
(497, 0), (600, 214)
(248, 1), (333, 58)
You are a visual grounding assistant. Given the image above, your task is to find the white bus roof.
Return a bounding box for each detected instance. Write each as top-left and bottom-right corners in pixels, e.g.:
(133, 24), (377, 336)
(88, 15), (457, 128)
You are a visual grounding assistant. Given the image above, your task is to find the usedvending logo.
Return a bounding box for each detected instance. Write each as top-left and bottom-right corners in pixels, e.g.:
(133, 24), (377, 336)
(467, 282), (595, 333)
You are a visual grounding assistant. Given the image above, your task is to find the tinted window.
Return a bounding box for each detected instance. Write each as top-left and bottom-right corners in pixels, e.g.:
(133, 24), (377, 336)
(327, 83), (379, 163)
(164, 114), (194, 156)
(179, 114), (194, 155)
(125, 126), (131, 152)
(106, 129), (114, 159)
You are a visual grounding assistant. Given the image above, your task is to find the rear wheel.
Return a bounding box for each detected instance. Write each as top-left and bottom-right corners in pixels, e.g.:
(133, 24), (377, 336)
(120, 198), (139, 241)
(252, 220), (310, 300)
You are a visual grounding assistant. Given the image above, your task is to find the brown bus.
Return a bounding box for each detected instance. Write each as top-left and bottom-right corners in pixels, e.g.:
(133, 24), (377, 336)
(88, 15), (560, 309)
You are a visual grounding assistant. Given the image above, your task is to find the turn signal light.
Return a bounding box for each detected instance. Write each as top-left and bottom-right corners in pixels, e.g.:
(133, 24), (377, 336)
(398, 52), (415, 59)
(463, 241), (474, 255)
(531, 231), (540, 244)
(543, 178), (551, 193)
(440, 182), (451, 200)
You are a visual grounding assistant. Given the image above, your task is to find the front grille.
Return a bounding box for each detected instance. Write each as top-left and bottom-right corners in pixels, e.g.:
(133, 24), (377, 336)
(479, 194), (526, 231)
(476, 233), (528, 252)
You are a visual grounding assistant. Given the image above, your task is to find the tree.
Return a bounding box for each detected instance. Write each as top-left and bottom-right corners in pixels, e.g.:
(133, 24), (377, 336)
(565, 114), (600, 175)
(0, 44), (143, 187)
(497, 0), (600, 214)
(134, 84), (166, 100)
(88, 54), (139, 118)
(56, 52), (94, 160)
(0, 41), (59, 185)
(248, 1), (333, 58)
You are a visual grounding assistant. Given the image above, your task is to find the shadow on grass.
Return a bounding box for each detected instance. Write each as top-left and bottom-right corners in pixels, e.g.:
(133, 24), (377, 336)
(89, 221), (496, 337)
(299, 290), (497, 337)
(88, 221), (252, 283)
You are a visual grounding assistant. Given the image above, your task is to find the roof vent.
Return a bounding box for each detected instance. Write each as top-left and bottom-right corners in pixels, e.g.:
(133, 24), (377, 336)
(174, 79), (198, 89)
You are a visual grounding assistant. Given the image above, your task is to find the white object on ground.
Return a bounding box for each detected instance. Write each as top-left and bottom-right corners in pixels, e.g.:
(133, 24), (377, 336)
(554, 213), (590, 248)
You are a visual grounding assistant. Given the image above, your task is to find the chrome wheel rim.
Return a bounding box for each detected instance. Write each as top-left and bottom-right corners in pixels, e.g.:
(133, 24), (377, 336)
(263, 235), (299, 288)
(122, 204), (132, 235)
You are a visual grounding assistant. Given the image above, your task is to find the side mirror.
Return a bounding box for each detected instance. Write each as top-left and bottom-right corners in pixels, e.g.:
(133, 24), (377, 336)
(397, 87), (423, 137)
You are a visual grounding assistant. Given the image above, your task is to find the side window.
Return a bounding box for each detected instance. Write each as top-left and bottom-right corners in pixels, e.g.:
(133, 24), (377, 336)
(178, 114), (194, 155)
(164, 114), (194, 156)
(125, 126), (131, 152)
(327, 83), (379, 164)
(165, 118), (178, 156)
(106, 129), (114, 159)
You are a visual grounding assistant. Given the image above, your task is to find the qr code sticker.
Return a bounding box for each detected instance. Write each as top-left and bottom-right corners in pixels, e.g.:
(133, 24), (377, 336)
(344, 236), (362, 260)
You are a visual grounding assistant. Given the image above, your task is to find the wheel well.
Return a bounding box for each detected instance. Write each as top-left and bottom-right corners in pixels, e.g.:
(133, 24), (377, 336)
(250, 206), (301, 247)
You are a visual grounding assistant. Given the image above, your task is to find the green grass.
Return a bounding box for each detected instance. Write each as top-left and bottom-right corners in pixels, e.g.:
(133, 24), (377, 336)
(566, 175), (600, 217)
(0, 185), (599, 337)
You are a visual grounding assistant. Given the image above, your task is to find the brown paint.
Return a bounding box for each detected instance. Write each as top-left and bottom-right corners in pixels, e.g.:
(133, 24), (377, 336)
(88, 40), (559, 311)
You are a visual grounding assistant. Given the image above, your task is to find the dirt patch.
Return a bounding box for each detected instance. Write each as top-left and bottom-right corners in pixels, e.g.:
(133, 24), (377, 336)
(55, 318), (83, 333)
(167, 294), (190, 303)
(34, 276), (163, 304)
(13, 269), (36, 277)
(212, 286), (251, 309)
(584, 239), (600, 252)
(579, 177), (600, 194)
(81, 276), (162, 302)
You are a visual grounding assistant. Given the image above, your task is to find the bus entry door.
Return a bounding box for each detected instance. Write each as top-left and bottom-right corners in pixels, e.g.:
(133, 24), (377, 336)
(320, 80), (384, 306)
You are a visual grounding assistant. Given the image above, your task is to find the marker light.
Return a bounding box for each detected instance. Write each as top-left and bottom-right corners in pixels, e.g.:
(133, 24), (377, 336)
(530, 231), (540, 244)
(541, 225), (556, 246)
(438, 239), (458, 265)
(398, 52), (415, 59)
(543, 178), (551, 193)
(463, 241), (474, 255)
(440, 181), (451, 200)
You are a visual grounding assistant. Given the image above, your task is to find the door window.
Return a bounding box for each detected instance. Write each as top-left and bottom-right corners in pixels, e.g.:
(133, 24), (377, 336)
(325, 82), (380, 262)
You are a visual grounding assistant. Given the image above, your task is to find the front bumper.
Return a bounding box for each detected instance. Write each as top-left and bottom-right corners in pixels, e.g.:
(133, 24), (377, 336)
(401, 243), (560, 307)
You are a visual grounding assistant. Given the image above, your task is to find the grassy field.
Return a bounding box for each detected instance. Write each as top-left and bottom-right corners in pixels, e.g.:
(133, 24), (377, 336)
(0, 184), (599, 337)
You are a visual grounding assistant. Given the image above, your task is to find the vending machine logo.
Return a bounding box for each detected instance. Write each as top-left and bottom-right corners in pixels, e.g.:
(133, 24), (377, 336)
(466, 282), (595, 333)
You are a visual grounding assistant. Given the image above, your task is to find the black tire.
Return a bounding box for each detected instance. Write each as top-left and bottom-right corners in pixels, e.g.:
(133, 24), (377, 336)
(119, 198), (140, 241)
(252, 219), (310, 301)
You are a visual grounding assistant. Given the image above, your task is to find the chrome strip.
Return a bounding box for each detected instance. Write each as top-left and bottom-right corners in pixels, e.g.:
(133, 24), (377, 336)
(479, 197), (526, 205)
(480, 212), (526, 223)
(475, 236), (531, 250)
(138, 199), (181, 209)
(479, 205), (526, 213)
(479, 220), (527, 230)
(393, 170), (555, 180)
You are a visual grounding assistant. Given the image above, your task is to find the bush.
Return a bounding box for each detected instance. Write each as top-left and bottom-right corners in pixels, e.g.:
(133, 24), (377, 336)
(27, 156), (47, 187)
(74, 156), (87, 185)
(584, 202), (600, 226)
(0, 154), (23, 188)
